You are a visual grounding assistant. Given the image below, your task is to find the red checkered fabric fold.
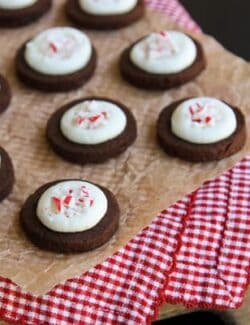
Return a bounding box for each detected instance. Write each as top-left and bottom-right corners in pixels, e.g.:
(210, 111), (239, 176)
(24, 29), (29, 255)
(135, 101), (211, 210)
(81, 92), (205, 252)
(165, 162), (250, 308)
(145, 0), (201, 32)
(1, 156), (250, 325)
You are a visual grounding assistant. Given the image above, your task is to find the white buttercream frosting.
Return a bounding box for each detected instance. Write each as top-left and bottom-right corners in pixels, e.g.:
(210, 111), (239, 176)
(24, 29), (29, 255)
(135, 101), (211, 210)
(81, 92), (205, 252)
(0, 0), (37, 10)
(37, 180), (108, 233)
(60, 100), (127, 145)
(171, 97), (237, 144)
(130, 30), (197, 74)
(79, 0), (137, 15)
(25, 27), (92, 76)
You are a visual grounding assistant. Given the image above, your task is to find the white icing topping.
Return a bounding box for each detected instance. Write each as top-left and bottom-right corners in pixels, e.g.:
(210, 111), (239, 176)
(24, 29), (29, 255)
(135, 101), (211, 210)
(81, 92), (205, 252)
(79, 0), (137, 15)
(37, 180), (108, 233)
(60, 100), (127, 145)
(130, 31), (197, 74)
(0, 0), (36, 10)
(25, 27), (92, 76)
(171, 97), (237, 144)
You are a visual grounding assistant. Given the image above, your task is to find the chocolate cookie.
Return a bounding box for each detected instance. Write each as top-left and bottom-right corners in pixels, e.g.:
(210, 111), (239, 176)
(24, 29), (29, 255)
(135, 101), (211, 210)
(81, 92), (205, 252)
(16, 43), (97, 92)
(0, 0), (52, 28)
(47, 97), (137, 164)
(0, 146), (15, 201)
(157, 98), (246, 162)
(20, 179), (120, 253)
(0, 74), (11, 113)
(120, 32), (206, 90)
(65, 0), (144, 30)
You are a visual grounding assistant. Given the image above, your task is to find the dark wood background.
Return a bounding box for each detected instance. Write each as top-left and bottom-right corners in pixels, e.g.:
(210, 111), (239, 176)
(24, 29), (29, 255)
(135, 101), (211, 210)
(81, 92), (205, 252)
(180, 0), (250, 60)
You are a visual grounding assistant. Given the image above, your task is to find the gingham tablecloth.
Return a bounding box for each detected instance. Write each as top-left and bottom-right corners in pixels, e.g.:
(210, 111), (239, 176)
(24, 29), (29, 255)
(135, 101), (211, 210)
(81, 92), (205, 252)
(1, 1), (250, 325)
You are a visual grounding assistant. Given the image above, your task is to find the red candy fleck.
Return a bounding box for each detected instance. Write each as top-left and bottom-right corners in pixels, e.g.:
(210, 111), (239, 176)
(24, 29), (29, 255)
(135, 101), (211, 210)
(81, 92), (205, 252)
(49, 42), (57, 53)
(76, 116), (85, 125)
(193, 118), (202, 123)
(89, 115), (100, 123)
(189, 103), (209, 124)
(64, 195), (72, 206)
(102, 111), (107, 118)
(189, 103), (204, 116)
(158, 31), (176, 54)
(205, 116), (212, 124)
(90, 199), (94, 207)
(196, 103), (204, 112)
(81, 187), (88, 195)
(189, 106), (194, 115)
(52, 197), (61, 213)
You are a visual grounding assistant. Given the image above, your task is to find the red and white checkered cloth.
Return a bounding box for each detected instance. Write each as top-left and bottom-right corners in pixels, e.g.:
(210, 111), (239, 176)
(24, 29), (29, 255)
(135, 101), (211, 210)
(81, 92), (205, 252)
(1, 1), (249, 325)
(145, 0), (201, 32)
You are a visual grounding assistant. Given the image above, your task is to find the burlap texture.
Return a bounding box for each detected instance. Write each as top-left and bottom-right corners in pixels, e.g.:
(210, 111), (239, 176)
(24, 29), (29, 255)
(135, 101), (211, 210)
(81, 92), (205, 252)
(0, 1), (249, 301)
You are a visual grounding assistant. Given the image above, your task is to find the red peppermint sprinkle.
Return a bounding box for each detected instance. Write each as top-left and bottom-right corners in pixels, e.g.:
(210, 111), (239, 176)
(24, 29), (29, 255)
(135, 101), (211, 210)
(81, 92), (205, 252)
(76, 116), (85, 125)
(159, 31), (167, 38)
(90, 199), (94, 207)
(192, 118), (202, 123)
(49, 42), (57, 53)
(189, 106), (195, 115)
(189, 103), (204, 115)
(88, 115), (101, 123)
(158, 31), (176, 54)
(52, 197), (61, 213)
(81, 186), (88, 193)
(205, 116), (212, 124)
(196, 103), (204, 113)
(63, 195), (72, 206)
(189, 102), (212, 124)
(101, 111), (108, 118)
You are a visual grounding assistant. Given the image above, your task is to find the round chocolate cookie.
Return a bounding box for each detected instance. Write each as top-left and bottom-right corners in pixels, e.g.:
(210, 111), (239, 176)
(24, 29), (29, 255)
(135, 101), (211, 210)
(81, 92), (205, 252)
(157, 98), (246, 162)
(0, 0), (52, 28)
(0, 74), (11, 113)
(20, 179), (120, 253)
(47, 97), (137, 164)
(120, 32), (206, 90)
(16, 44), (97, 92)
(0, 146), (15, 202)
(65, 0), (144, 30)
(15, 28), (97, 92)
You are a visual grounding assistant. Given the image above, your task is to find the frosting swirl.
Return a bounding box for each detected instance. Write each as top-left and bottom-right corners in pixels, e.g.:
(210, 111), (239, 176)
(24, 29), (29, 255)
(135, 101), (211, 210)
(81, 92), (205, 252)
(25, 27), (92, 75)
(60, 100), (127, 145)
(130, 30), (197, 74)
(171, 97), (237, 144)
(37, 180), (108, 233)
